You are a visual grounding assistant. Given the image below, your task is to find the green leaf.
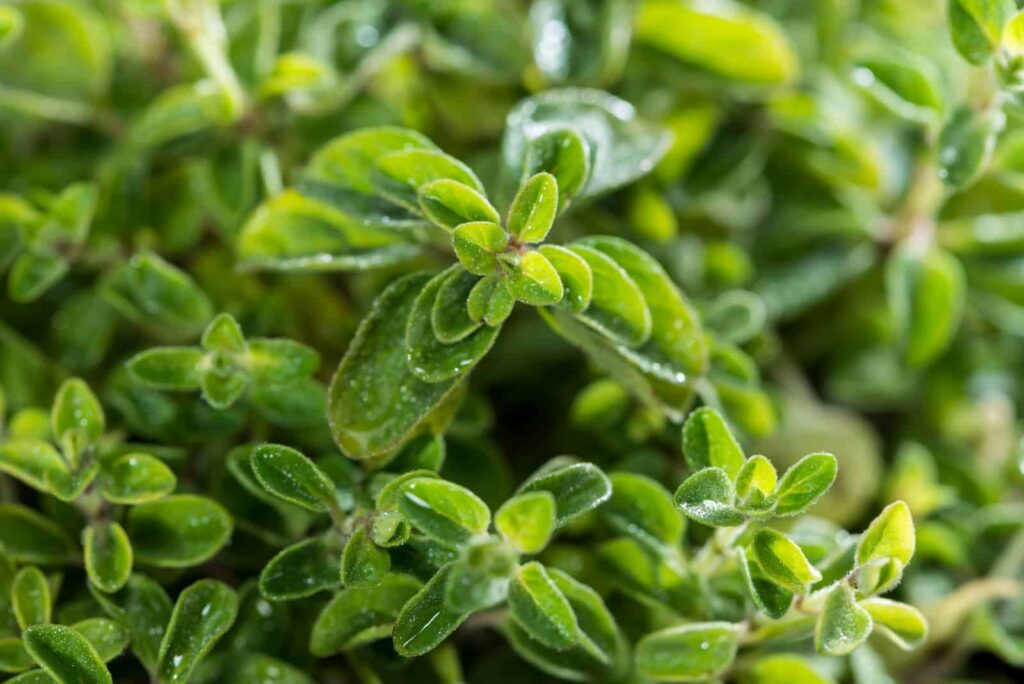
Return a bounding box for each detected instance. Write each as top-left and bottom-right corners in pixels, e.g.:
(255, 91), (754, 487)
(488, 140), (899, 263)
(852, 55), (943, 123)
(860, 598), (928, 650)
(100, 252), (213, 341)
(251, 443), (336, 513)
(0, 5), (24, 47)
(406, 268), (501, 383)
(603, 472), (683, 551)
(508, 562), (579, 651)
(452, 221), (510, 276)
(259, 537), (340, 601)
(495, 491), (557, 554)
(98, 453), (176, 504)
(737, 548), (793, 619)
(774, 453), (837, 516)
(505, 250), (564, 306)
(503, 89), (670, 201)
(579, 236), (708, 388)
(519, 461), (612, 527)
(0, 637), (33, 673)
(341, 527), (390, 587)
(750, 529), (822, 593)
(373, 149), (485, 212)
(50, 378), (103, 451)
(418, 179), (500, 231)
(126, 348), (204, 390)
(508, 173), (558, 243)
(568, 244), (651, 347)
(735, 455), (778, 503)
(156, 580), (238, 684)
(538, 245), (592, 313)
(682, 407), (745, 480)
(635, 622), (739, 682)
(431, 267), (483, 343)
(1002, 8), (1024, 55)
(236, 190), (421, 273)
(305, 127), (437, 194)
(938, 106), (1003, 187)
(674, 467), (745, 527)
(310, 574), (421, 655)
(0, 440), (73, 498)
(523, 129), (590, 209)
(0, 504), (75, 564)
(328, 274), (464, 459)
(856, 501), (915, 567)
(444, 538), (517, 613)
(398, 477), (491, 546)
(199, 361), (248, 409)
(742, 654), (834, 684)
(83, 522), (132, 594)
(467, 275), (516, 327)
(200, 314), (245, 354)
(23, 624), (111, 684)
(246, 339), (319, 385)
(13, 567), (50, 630)
(815, 584), (872, 656)
(71, 619), (128, 663)
(90, 574), (171, 671)
(948, 0), (1014, 64)
(8, 251), (68, 303)
(393, 564), (470, 657)
(636, 0), (796, 84)
(887, 245), (965, 367)
(128, 495), (232, 568)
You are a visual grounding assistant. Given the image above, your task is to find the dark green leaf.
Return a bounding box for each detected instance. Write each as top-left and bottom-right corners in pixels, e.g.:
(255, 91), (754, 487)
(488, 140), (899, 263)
(259, 537), (341, 601)
(519, 461), (612, 527)
(393, 564), (470, 657)
(156, 580), (238, 684)
(23, 624), (111, 684)
(0, 504), (75, 564)
(431, 267), (483, 344)
(568, 244), (651, 347)
(603, 472), (683, 551)
(750, 529), (821, 593)
(71, 619), (128, 663)
(466, 275), (515, 327)
(774, 453), (837, 516)
(508, 562), (579, 651)
(126, 348), (204, 391)
(310, 574), (421, 656)
(341, 527), (390, 587)
(674, 467), (745, 527)
(251, 443), (336, 513)
(636, 622), (739, 682)
(815, 584), (872, 656)
(128, 495), (232, 568)
(682, 407), (745, 480)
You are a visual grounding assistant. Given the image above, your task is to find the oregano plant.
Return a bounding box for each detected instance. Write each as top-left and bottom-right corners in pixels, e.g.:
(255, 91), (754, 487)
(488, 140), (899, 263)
(1, 0), (1024, 682)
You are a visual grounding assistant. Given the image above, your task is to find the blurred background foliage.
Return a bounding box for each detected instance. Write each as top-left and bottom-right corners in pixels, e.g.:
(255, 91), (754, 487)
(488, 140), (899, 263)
(1, 0), (1024, 682)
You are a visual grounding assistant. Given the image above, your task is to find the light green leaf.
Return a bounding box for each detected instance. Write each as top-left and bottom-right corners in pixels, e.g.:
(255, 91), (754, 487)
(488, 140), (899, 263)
(452, 221), (510, 276)
(156, 580), (238, 684)
(856, 501), (915, 567)
(852, 55), (943, 123)
(83, 522), (132, 594)
(568, 244), (651, 347)
(246, 339), (319, 385)
(8, 251), (67, 303)
(418, 179), (500, 231)
(522, 129), (590, 210)
(200, 314), (245, 354)
(251, 443), (336, 513)
(128, 495), (232, 568)
(635, 622), (739, 682)
(519, 461), (612, 528)
(673, 467), (745, 527)
(393, 564), (470, 657)
(328, 273), (464, 459)
(860, 598), (928, 650)
(467, 275), (516, 327)
(23, 625), (111, 684)
(774, 453), (837, 516)
(126, 348), (204, 390)
(398, 477), (491, 546)
(505, 250), (564, 306)
(1003, 8), (1024, 55)
(259, 538), (340, 601)
(815, 584), (872, 656)
(0, 440), (73, 498)
(13, 567), (50, 630)
(742, 654), (835, 684)
(406, 268), (501, 383)
(887, 245), (965, 367)
(508, 562), (579, 651)
(636, 0), (797, 84)
(340, 527), (390, 587)
(682, 407), (745, 480)
(750, 529), (821, 593)
(98, 453), (176, 505)
(508, 173), (558, 243)
(50, 378), (103, 452)
(310, 574), (421, 656)
(538, 245), (592, 313)
(938, 106), (1003, 187)
(948, 0), (1015, 64)
(0, 637), (33, 673)
(735, 455), (778, 502)
(306, 127), (437, 194)
(373, 149), (485, 212)
(495, 492), (557, 554)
